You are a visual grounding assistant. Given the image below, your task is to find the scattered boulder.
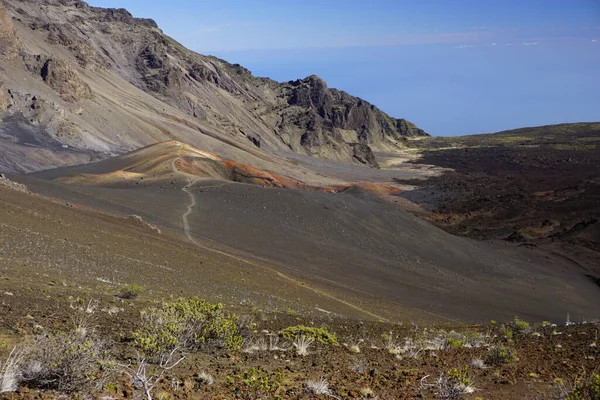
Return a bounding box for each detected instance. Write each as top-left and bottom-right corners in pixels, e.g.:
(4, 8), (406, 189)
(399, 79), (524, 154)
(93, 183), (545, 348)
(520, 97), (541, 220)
(506, 231), (526, 242)
(247, 135), (261, 148)
(125, 214), (161, 234)
(351, 143), (379, 167)
(0, 174), (29, 193)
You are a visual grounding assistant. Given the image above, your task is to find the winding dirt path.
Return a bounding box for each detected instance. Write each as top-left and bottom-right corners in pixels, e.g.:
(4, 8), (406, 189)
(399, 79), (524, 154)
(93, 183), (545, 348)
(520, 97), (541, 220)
(169, 144), (393, 322)
(181, 180), (230, 241)
(181, 181), (196, 241)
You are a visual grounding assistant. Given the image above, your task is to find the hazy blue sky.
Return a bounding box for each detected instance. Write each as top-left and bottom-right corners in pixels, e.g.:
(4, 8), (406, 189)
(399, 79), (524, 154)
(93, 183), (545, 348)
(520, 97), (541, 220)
(88, 0), (600, 136)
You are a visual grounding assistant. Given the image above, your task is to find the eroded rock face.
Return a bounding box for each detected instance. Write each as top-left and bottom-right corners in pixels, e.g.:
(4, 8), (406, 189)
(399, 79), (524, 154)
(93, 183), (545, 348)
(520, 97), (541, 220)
(40, 58), (92, 102)
(280, 75), (426, 166)
(0, 84), (9, 110)
(351, 143), (379, 167)
(286, 75), (426, 143)
(42, 22), (108, 69)
(0, 3), (21, 59)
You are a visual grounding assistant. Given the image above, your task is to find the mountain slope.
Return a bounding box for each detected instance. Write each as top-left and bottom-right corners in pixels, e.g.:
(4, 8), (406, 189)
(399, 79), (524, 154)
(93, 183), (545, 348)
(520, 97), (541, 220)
(0, 0), (427, 173)
(14, 141), (600, 323)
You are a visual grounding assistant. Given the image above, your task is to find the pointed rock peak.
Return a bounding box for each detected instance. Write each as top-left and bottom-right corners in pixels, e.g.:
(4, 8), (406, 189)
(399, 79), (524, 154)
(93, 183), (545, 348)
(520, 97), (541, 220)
(304, 74), (327, 88)
(289, 74), (328, 88)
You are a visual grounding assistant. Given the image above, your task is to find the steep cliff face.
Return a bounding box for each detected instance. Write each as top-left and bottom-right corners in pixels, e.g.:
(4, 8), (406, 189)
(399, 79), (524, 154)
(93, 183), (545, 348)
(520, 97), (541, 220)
(0, 0), (428, 172)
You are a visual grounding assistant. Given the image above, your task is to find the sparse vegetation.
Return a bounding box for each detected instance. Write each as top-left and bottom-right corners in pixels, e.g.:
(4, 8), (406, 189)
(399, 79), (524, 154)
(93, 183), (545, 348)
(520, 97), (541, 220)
(446, 366), (474, 389)
(509, 316), (531, 334)
(487, 344), (518, 365)
(566, 373), (600, 400)
(420, 367), (478, 399)
(470, 358), (487, 369)
(19, 329), (113, 393)
(0, 347), (23, 393)
(196, 371), (214, 386)
(244, 334), (288, 353)
(117, 284), (144, 299)
(229, 367), (283, 399)
(349, 343), (361, 353)
(121, 350), (185, 400)
(304, 377), (335, 396)
(445, 337), (466, 349)
(134, 297), (249, 355)
(0, 293), (597, 399)
(280, 325), (338, 345)
(293, 335), (314, 356)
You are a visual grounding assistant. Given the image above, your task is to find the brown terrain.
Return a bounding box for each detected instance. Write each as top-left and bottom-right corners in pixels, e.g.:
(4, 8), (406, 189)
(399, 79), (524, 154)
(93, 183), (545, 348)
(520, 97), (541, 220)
(0, 1), (599, 399)
(398, 123), (600, 284)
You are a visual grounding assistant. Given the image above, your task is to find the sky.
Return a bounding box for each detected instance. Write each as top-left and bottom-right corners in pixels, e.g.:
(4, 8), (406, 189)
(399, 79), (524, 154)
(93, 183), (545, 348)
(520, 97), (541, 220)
(87, 0), (600, 136)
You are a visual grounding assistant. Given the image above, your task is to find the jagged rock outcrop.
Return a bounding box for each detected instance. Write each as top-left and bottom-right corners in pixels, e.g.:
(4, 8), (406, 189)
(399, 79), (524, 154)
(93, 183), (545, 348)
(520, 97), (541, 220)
(0, 0), (428, 173)
(278, 75), (426, 165)
(41, 58), (92, 102)
(0, 83), (9, 110)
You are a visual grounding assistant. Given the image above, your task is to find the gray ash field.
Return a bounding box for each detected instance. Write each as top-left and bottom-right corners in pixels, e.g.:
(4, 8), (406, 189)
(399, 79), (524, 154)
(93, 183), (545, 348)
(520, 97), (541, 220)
(14, 164), (600, 324)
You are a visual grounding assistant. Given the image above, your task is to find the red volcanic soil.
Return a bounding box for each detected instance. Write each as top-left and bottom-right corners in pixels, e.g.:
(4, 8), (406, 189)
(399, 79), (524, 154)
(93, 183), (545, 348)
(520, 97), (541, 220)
(224, 160), (335, 192)
(333, 182), (403, 196)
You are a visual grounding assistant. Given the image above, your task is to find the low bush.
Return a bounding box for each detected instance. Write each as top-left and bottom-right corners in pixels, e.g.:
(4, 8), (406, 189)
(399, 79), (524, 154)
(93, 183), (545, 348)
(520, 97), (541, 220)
(446, 366), (473, 388)
(133, 297), (250, 355)
(486, 344), (518, 365)
(20, 330), (112, 393)
(568, 373), (600, 400)
(229, 367), (283, 399)
(509, 317), (530, 334)
(420, 366), (477, 399)
(117, 284), (144, 299)
(280, 325), (338, 346)
(446, 337), (466, 349)
(0, 347), (23, 393)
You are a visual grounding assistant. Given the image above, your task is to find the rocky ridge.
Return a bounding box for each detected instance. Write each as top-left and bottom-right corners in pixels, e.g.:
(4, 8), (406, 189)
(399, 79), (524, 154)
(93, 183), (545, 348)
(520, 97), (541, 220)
(0, 0), (427, 173)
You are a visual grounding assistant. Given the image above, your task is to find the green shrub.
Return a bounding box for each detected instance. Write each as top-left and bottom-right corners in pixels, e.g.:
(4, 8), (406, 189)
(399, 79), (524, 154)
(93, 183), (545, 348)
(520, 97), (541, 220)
(117, 284), (144, 299)
(446, 337), (466, 349)
(279, 325), (338, 346)
(486, 345), (518, 365)
(567, 373), (600, 400)
(446, 366), (473, 387)
(133, 297), (249, 355)
(509, 317), (530, 334)
(229, 367), (282, 399)
(503, 327), (514, 342)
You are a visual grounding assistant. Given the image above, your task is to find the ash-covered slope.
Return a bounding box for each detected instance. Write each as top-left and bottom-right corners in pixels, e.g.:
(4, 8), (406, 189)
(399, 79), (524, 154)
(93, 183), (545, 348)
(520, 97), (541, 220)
(19, 146), (600, 322)
(0, 0), (427, 173)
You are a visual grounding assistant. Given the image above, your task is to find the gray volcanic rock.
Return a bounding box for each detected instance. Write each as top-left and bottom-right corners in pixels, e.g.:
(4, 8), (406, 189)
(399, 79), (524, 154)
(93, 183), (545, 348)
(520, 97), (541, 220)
(41, 58), (92, 102)
(280, 75), (426, 166)
(0, 83), (9, 110)
(0, 0), (428, 172)
(0, 3), (21, 59)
